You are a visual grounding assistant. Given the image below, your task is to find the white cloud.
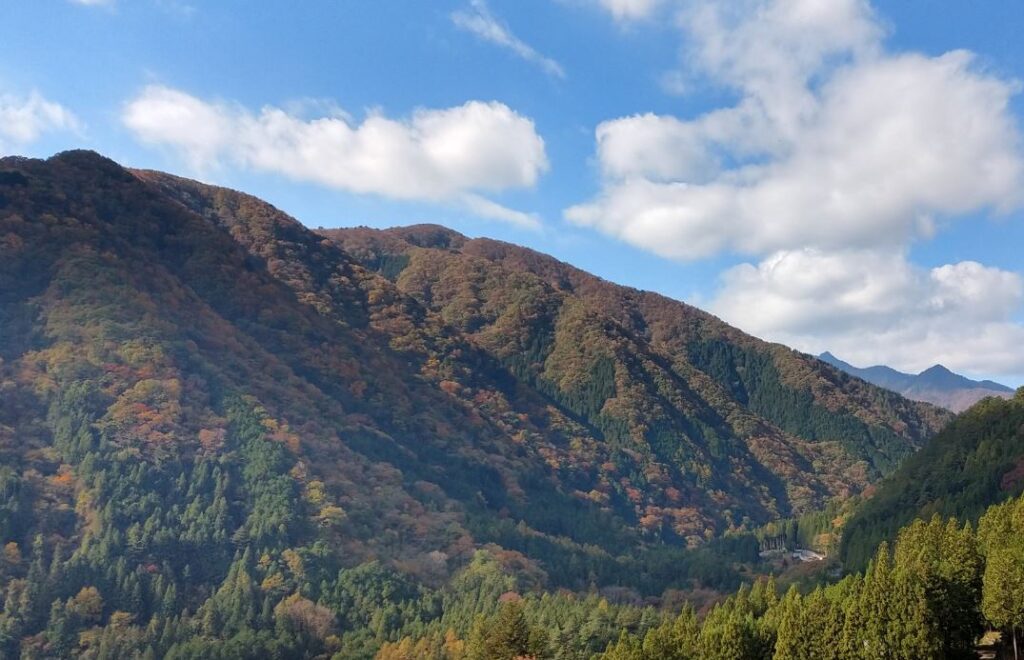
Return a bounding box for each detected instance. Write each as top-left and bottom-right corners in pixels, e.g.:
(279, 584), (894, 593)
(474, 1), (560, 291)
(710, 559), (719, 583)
(452, 0), (565, 79)
(460, 193), (541, 229)
(712, 249), (1024, 377)
(0, 90), (80, 152)
(596, 0), (663, 21)
(568, 0), (1024, 376)
(123, 85), (547, 227)
(568, 24), (1024, 258)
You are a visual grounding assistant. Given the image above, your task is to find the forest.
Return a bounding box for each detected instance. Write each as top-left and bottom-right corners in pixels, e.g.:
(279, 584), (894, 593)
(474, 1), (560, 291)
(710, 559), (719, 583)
(841, 393), (1024, 570)
(412, 492), (1024, 660)
(0, 152), (1021, 658)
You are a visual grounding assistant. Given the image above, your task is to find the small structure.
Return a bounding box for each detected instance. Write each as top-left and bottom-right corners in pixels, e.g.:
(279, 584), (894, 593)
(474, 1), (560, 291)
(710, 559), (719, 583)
(791, 548), (825, 562)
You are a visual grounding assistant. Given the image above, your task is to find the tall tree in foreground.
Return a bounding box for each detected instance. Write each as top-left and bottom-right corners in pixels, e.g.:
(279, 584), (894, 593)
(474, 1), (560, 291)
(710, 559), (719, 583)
(979, 494), (1024, 660)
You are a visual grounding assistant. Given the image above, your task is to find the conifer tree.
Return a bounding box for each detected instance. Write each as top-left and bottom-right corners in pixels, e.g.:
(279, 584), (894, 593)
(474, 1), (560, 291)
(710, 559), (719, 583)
(771, 586), (803, 660)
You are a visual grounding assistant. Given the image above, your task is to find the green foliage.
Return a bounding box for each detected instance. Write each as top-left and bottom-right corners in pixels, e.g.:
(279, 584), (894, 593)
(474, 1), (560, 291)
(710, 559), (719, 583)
(688, 339), (912, 477)
(0, 151), (974, 659)
(329, 218), (947, 542)
(978, 495), (1024, 653)
(841, 394), (1024, 570)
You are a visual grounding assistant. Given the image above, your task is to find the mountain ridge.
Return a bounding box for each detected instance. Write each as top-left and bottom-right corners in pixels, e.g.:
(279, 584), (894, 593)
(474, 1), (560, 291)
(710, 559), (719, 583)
(818, 351), (1012, 412)
(0, 149), (958, 657)
(0, 149), (952, 565)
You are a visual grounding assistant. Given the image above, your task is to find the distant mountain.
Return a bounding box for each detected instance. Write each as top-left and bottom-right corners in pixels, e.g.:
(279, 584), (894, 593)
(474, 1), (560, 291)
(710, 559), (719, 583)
(819, 351), (1013, 412)
(840, 390), (1024, 570)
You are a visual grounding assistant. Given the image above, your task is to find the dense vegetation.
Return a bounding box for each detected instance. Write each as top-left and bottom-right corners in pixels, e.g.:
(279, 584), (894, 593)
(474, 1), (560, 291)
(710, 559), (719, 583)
(591, 493), (1024, 660)
(0, 151), (961, 657)
(327, 224), (949, 530)
(841, 391), (1024, 570)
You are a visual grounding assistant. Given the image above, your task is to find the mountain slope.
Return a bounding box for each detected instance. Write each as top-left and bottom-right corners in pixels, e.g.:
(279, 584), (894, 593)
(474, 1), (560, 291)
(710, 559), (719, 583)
(840, 389), (1024, 569)
(0, 151), (954, 656)
(325, 226), (952, 500)
(820, 351), (1013, 412)
(0, 152), (950, 550)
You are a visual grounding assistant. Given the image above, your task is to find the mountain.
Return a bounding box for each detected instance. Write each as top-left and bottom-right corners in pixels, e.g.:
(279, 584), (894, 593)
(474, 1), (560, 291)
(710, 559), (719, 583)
(819, 351), (1013, 412)
(330, 225), (957, 483)
(840, 389), (1024, 570)
(0, 151), (950, 656)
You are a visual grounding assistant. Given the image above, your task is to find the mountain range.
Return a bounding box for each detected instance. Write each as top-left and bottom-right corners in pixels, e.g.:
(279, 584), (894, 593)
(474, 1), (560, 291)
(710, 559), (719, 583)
(0, 151), (950, 557)
(818, 351), (1013, 412)
(0, 150), (959, 655)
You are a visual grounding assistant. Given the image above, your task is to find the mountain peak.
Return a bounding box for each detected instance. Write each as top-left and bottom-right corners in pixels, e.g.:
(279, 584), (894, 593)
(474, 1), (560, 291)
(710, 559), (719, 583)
(385, 223), (467, 249)
(823, 352), (1013, 411)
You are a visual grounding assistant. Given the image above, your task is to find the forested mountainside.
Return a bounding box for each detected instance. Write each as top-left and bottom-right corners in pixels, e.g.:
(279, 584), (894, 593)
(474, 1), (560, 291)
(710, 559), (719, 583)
(139, 162), (951, 537)
(389, 491), (1024, 660)
(841, 390), (1024, 570)
(819, 352), (1014, 412)
(0, 151), (949, 657)
(326, 224), (951, 492)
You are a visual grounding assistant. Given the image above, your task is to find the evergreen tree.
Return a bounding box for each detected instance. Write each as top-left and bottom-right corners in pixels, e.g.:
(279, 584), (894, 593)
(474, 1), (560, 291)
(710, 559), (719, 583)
(772, 587), (802, 660)
(979, 496), (1024, 660)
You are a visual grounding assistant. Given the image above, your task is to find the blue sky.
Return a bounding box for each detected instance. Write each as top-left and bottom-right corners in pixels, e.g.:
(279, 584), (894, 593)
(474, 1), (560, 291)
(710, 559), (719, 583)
(2, 0), (1023, 385)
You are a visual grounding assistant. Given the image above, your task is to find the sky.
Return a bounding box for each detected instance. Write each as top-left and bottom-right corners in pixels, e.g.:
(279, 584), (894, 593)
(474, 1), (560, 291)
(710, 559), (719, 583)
(2, 0), (1023, 386)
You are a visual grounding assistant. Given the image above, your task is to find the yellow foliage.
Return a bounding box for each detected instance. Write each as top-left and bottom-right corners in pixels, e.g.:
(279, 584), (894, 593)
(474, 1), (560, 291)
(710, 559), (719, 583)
(305, 480), (326, 506)
(68, 586), (104, 623)
(317, 505), (347, 528)
(282, 549), (304, 578)
(260, 573), (286, 593)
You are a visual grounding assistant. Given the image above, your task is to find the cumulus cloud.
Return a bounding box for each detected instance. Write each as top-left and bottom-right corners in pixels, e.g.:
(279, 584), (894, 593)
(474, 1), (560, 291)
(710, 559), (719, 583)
(452, 0), (565, 79)
(568, 0), (1024, 376)
(567, 9), (1024, 258)
(0, 90), (79, 153)
(123, 85), (548, 228)
(711, 250), (1024, 377)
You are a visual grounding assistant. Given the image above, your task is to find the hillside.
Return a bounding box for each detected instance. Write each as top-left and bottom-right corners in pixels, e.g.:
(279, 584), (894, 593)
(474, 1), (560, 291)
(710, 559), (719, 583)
(840, 389), (1024, 570)
(437, 491), (1024, 660)
(820, 351), (1014, 412)
(328, 224), (953, 489)
(0, 151), (949, 656)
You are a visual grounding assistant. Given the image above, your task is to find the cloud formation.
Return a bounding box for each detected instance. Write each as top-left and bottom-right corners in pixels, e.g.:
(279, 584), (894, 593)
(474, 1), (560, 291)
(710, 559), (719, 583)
(452, 0), (565, 79)
(712, 249), (1024, 377)
(123, 85), (548, 227)
(567, 1), (1023, 259)
(0, 90), (79, 152)
(569, 0), (1024, 378)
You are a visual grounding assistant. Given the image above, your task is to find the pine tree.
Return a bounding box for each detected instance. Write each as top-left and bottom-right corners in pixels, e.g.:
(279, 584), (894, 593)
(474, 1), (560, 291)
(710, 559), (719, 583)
(641, 606), (697, 660)
(599, 630), (644, 660)
(45, 599), (75, 658)
(772, 587), (802, 660)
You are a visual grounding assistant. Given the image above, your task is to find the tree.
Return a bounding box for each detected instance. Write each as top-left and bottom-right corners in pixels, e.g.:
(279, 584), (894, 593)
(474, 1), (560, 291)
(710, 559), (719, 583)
(641, 606), (698, 660)
(274, 593), (335, 642)
(468, 602), (547, 660)
(45, 599), (75, 658)
(772, 587), (802, 660)
(599, 631), (644, 660)
(67, 586), (105, 624)
(979, 496), (1024, 660)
